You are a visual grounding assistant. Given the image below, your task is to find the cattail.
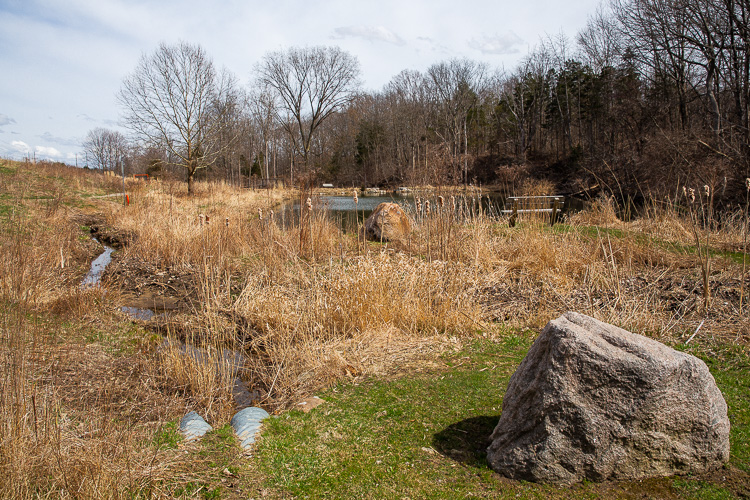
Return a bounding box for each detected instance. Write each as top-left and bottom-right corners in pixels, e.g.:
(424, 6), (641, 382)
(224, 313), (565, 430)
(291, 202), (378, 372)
(688, 188), (696, 203)
(703, 185), (710, 197)
(745, 178), (750, 191)
(437, 195), (444, 209)
(682, 186), (687, 197)
(206, 215), (210, 225)
(258, 207), (263, 220)
(425, 200), (431, 215)
(306, 197), (313, 211)
(416, 197), (421, 213)
(199, 214), (205, 226)
(451, 195), (456, 211)
(225, 217), (229, 227)
(269, 209), (274, 219)
(353, 190), (358, 205)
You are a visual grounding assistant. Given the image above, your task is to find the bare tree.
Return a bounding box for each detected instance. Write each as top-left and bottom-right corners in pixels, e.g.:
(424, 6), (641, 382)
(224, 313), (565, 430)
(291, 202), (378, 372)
(248, 87), (277, 179)
(212, 74), (250, 186)
(385, 69), (431, 182)
(118, 41), (236, 194)
(426, 59), (489, 183)
(578, 3), (623, 71)
(256, 45), (360, 184)
(497, 49), (553, 159)
(612, 0), (701, 131)
(82, 127), (128, 172)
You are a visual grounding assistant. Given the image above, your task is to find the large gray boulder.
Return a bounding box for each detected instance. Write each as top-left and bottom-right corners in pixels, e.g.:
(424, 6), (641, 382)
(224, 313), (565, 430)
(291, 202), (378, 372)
(487, 312), (730, 484)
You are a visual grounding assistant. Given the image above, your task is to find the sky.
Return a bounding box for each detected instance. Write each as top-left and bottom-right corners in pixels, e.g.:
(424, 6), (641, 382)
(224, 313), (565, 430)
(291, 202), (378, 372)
(0, 0), (602, 164)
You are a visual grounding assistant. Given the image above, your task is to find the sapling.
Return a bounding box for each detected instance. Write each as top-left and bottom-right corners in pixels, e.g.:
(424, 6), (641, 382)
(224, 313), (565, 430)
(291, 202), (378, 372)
(683, 185), (712, 314)
(741, 178), (750, 313)
(307, 197), (313, 260)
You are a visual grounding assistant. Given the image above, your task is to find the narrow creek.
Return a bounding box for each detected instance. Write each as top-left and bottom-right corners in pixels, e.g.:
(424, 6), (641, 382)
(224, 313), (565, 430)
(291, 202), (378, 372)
(80, 242), (114, 287)
(80, 193), (586, 409)
(81, 241), (257, 408)
(81, 241), (161, 320)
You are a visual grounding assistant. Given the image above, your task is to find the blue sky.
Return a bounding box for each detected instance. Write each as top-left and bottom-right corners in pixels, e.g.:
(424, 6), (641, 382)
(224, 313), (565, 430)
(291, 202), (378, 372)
(0, 0), (602, 163)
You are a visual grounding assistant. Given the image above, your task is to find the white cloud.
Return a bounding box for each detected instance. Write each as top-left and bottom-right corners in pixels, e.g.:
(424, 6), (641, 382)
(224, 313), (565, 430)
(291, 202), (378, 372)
(6, 141), (67, 161)
(332, 25), (406, 46)
(35, 145), (63, 158)
(0, 0), (602, 165)
(468, 32), (525, 55)
(77, 113), (98, 122)
(0, 113), (16, 128)
(11, 140), (30, 154)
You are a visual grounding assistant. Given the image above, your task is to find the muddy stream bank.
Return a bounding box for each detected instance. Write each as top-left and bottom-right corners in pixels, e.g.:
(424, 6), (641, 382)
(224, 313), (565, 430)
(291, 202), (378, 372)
(81, 232), (258, 409)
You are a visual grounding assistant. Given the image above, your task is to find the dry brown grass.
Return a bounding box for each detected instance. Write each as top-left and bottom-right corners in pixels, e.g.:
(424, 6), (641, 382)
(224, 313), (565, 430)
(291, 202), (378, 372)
(228, 253), (483, 407)
(122, 181), (748, 407)
(0, 161), (257, 498)
(569, 194), (622, 228)
(2, 158), (749, 496)
(518, 177), (556, 196)
(0, 280), (221, 498)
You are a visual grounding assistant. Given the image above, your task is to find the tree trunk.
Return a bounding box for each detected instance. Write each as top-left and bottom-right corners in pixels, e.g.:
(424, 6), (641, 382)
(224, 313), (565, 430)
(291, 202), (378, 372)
(706, 62), (721, 147)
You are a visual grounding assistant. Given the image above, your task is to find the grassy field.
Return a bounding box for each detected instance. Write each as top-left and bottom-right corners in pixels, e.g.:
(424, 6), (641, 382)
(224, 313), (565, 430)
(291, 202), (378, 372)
(0, 158), (748, 498)
(252, 335), (749, 499)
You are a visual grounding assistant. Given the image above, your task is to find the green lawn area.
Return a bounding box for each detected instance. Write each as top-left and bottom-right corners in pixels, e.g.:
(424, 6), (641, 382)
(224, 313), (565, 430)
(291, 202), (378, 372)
(249, 334), (749, 499)
(553, 223), (749, 265)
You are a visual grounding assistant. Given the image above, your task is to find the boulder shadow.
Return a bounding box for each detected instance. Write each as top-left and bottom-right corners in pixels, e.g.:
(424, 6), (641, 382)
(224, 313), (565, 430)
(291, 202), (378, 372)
(432, 415), (499, 468)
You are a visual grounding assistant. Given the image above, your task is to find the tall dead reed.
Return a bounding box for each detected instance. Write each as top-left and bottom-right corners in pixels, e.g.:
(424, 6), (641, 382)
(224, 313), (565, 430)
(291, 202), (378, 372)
(0, 161), (247, 497)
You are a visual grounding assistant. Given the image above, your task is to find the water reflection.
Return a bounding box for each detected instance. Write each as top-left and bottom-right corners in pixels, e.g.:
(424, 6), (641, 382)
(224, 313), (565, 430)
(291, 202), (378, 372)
(81, 244), (114, 287)
(273, 192), (583, 232)
(121, 306), (156, 321)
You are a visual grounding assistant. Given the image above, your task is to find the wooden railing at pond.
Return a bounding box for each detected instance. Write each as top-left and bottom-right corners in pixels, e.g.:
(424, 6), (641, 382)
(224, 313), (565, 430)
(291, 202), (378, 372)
(502, 195), (564, 227)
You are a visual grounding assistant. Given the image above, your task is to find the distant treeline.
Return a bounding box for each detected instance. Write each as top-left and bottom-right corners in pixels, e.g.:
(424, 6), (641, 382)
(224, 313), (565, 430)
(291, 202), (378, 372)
(83, 0), (750, 206)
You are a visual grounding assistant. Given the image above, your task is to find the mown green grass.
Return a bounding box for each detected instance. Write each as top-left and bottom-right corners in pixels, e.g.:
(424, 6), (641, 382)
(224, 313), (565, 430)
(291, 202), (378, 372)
(554, 223), (749, 265)
(681, 343), (750, 474)
(253, 334), (749, 499)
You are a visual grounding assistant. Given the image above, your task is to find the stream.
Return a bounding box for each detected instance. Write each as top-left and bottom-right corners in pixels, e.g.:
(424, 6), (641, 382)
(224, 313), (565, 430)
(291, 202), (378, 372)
(79, 192), (586, 408)
(81, 243), (257, 408)
(80, 243), (114, 287)
(81, 240), (163, 321)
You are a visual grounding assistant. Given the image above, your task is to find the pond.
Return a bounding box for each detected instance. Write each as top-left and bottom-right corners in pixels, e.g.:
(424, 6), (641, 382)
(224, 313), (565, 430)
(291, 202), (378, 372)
(274, 192), (586, 232)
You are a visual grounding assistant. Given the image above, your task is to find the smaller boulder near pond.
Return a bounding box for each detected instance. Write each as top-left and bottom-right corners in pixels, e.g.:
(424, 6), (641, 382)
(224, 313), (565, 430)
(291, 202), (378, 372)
(362, 202), (411, 242)
(487, 312), (730, 485)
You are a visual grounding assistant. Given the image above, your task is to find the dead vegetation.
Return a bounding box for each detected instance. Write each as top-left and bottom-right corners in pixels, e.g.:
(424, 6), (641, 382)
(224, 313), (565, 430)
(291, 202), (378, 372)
(96, 177), (750, 411)
(1, 159), (749, 497)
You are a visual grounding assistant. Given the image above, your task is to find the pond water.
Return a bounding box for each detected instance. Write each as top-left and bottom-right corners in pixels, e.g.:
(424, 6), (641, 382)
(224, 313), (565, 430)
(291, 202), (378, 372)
(275, 192), (586, 232)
